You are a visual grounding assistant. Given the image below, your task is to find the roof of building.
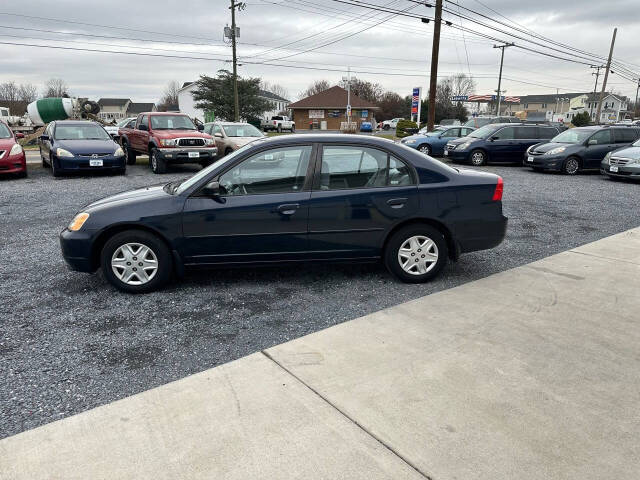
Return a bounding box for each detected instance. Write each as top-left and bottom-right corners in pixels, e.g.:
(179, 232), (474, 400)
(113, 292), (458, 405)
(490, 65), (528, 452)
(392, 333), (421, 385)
(181, 82), (193, 89)
(259, 89), (290, 102)
(97, 98), (131, 107)
(585, 92), (628, 102)
(288, 86), (377, 109)
(515, 92), (588, 104)
(127, 102), (156, 114)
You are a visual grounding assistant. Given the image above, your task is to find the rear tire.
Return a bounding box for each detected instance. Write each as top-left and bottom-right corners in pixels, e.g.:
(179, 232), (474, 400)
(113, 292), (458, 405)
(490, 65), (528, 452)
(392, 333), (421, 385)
(100, 230), (172, 293)
(383, 124), (390, 130)
(562, 156), (580, 175)
(150, 148), (167, 174)
(123, 140), (137, 165)
(277, 125), (282, 133)
(291, 124), (295, 133)
(384, 225), (448, 283)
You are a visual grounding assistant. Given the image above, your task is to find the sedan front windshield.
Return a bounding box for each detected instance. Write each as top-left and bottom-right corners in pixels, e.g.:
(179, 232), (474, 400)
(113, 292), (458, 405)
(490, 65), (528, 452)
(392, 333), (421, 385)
(551, 128), (594, 144)
(151, 115), (196, 130)
(174, 141), (264, 195)
(0, 123), (11, 139)
(54, 124), (111, 140)
(468, 124), (500, 139)
(222, 124), (263, 137)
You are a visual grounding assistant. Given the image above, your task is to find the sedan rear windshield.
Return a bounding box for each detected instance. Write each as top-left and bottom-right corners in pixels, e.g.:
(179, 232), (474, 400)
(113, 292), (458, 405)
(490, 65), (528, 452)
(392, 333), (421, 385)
(551, 128), (594, 144)
(0, 123), (11, 139)
(54, 124), (111, 140)
(222, 124), (263, 137)
(151, 115), (196, 130)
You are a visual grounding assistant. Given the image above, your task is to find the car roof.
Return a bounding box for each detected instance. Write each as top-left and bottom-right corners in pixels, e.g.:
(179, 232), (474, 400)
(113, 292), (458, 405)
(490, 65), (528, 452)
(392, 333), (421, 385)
(145, 112), (189, 116)
(53, 120), (102, 125)
(247, 133), (397, 146)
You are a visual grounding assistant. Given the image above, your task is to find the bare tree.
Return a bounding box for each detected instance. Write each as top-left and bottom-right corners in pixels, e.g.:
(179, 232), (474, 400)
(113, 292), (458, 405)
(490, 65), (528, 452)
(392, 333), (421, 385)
(299, 80), (331, 99)
(159, 80), (180, 107)
(448, 73), (476, 98)
(339, 77), (384, 103)
(260, 80), (290, 100)
(0, 81), (19, 101)
(17, 83), (38, 103)
(43, 78), (70, 98)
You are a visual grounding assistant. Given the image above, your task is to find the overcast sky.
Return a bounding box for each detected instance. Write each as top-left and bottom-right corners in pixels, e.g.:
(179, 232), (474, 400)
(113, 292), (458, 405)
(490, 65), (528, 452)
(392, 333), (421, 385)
(1, 0), (639, 105)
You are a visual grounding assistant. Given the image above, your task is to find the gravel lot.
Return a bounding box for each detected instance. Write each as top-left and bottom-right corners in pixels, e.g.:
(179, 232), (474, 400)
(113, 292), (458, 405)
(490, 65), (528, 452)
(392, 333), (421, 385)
(1, 159), (639, 439)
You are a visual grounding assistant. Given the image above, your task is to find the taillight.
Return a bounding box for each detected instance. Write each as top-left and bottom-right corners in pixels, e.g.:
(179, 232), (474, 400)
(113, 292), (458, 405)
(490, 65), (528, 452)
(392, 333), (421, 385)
(492, 176), (503, 201)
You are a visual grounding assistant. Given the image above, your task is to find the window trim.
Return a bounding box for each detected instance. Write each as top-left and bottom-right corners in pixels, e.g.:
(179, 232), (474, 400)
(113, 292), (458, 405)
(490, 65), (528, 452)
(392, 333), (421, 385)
(312, 143), (417, 192)
(193, 143), (317, 198)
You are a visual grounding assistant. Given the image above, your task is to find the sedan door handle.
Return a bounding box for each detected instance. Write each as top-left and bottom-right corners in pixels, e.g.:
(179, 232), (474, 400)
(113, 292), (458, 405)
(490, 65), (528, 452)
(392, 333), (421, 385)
(387, 197), (407, 208)
(275, 203), (300, 215)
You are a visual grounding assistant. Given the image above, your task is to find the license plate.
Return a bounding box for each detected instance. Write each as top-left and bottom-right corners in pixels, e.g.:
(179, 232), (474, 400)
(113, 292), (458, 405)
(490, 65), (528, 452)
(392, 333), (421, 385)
(89, 159), (103, 167)
(527, 156), (534, 162)
(444, 150), (448, 156)
(610, 165), (619, 172)
(188, 152), (200, 158)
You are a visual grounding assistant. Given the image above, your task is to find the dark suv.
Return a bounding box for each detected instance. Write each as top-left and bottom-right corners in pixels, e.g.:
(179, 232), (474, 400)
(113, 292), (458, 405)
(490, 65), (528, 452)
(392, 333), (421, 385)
(525, 126), (640, 175)
(445, 123), (560, 166)
(463, 116), (519, 129)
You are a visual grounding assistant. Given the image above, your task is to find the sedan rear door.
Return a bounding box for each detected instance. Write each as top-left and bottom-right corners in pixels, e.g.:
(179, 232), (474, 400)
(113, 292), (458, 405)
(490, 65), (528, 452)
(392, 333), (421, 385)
(307, 144), (419, 259)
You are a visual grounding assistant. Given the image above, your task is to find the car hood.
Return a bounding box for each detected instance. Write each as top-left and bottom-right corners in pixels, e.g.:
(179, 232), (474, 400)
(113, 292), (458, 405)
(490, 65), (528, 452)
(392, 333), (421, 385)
(152, 130), (212, 139)
(610, 145), (640, 158)
(447, 136), (481, 146)
(55, 139), (119, 155)
(0, 138), (17, 149)
(530, 142), (580, 153)
(84, 184), (170, 211)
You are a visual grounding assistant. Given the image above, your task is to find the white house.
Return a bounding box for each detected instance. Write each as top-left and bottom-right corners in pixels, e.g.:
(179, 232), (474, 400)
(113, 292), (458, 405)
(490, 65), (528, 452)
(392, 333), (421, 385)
(97, 98), (131, 121)
(584, 93), (631, 123)
(177, 82), (205, 122)
(259, 90), (290, 119)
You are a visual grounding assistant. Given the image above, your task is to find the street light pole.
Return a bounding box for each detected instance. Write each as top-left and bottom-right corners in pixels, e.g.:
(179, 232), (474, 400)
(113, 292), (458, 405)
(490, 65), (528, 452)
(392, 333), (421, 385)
(493, 43), (514, 115)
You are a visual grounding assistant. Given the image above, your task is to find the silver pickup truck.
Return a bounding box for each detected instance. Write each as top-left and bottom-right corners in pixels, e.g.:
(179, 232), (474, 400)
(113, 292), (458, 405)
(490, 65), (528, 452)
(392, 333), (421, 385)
(261, 115), (295, 133)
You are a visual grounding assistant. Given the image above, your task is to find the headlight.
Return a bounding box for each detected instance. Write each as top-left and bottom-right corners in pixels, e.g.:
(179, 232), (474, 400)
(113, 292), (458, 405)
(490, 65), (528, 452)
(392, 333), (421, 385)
(56, 148), (74, 158)
(68, 212), (89, 231)
(204, 138), (215, 146)
(457, 141), (472, 150)
(404, 139), (416, 144)
(603, 152), (612, 164)
(114, 146), (124, 157)
(545, 146), (566, 155)
(160, 139), (176, 147)
(9, 143), (24, 156)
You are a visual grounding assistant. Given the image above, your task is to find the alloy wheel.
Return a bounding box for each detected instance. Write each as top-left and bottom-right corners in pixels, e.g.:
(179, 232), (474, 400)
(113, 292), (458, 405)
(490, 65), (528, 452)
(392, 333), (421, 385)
(111, 242), (158, 285)
(564, 157), (579, 175)
(397, 235), (439, 275)
(471, 151), (485, 166)
(419, 145), (431, 155)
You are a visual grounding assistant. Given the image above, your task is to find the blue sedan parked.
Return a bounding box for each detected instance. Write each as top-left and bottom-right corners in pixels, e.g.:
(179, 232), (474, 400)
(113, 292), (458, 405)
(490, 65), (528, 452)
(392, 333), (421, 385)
(60, 134), (507, 293)
(401, 126), (475, 156)
(39, 120), (126, 176)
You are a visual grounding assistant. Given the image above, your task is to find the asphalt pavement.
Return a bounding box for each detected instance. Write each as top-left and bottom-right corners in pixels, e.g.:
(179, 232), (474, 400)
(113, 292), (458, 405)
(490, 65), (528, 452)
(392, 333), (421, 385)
(1, 159), (639, 439)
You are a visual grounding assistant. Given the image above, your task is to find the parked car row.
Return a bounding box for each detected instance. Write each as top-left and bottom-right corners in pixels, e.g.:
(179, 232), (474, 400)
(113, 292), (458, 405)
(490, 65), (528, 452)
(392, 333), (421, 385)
(0, 120), (26, 177)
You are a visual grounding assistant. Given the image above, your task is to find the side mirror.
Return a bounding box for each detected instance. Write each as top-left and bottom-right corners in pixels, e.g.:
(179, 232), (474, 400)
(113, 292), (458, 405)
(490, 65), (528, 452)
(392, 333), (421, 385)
(39, 134), (49, 141)
(202, 181), (220, 197)
(197, 124), (205, 131)
(490, 136), (499, 141)
(214, 132), (223, 138)
(138, 124), (148, 131)
(588, 139), (597, 145)
(15, 132), (25, 139)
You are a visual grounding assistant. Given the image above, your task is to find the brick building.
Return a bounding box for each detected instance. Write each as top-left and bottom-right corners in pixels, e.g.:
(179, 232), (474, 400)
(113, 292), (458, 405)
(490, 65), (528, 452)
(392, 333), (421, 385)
(288, 86), (378, 130)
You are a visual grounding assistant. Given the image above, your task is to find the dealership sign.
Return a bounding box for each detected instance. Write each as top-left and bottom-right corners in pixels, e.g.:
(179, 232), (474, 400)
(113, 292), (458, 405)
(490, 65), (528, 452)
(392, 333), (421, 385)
(452, 95), (521, 103)
(309, 110), (324, 119)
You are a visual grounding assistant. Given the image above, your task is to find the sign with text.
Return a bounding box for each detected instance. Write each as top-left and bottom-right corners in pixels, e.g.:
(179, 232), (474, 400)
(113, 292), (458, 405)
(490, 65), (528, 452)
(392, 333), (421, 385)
(309, 110), (324, 119)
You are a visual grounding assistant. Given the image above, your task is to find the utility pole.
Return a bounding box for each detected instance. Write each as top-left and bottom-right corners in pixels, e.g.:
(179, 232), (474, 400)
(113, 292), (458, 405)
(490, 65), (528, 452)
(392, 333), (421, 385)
(493, 43), (514, 115)
(590, 65), (603, 120)
(427, 0), (442, 132)
(229, 0), (243, 122)
(595, 28), (617, 124)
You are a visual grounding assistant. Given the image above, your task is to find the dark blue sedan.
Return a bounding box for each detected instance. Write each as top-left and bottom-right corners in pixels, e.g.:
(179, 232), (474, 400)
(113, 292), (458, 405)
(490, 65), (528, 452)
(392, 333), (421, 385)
(39, 120), (126, 176)
(60, 134), (507, 292)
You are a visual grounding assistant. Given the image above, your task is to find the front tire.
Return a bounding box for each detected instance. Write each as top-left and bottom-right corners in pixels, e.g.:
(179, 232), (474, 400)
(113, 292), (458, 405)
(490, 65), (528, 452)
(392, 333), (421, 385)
(470, 149), (487, 166)
(277, 125), (282, 133)
(50, 156), (62, 177)
(291, 124), (295, 133)
(562, 156), (580, 175)
(150, 148), (167, 174)
(101, 230), (172, 293)
(384, 225), (448, 283)
(418, 144), (431, 155)
(383, 124), (390, 130)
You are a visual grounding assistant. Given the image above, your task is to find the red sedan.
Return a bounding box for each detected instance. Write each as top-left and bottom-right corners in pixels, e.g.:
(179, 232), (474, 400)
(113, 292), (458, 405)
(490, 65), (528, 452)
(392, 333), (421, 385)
(0, 121), (27, 177)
